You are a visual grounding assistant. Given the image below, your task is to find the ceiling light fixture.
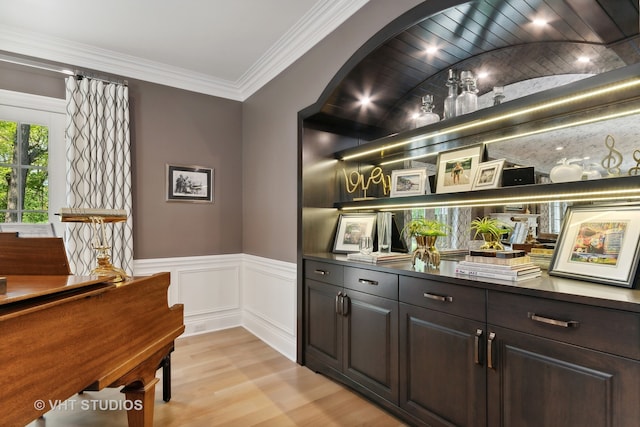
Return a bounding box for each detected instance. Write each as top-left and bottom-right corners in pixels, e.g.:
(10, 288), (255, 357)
(425, 46), (438, 54)
(532, 18), (548, 26)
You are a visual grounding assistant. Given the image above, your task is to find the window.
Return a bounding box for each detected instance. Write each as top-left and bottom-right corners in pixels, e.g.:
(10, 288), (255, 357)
(0, 90), (65, 232)
(0, 119), (49, 222)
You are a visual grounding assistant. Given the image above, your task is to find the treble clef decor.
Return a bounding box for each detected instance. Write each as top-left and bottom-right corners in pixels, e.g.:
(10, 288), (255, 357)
(601, 134), (623, 176)
(629, 149), (640, 176)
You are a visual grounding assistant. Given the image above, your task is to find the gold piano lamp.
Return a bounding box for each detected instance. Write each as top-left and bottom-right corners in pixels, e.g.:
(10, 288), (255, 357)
(59, 208), (128, 282)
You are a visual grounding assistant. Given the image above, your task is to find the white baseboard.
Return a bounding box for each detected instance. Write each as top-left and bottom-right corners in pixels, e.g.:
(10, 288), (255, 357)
(133, 253), (297, 360)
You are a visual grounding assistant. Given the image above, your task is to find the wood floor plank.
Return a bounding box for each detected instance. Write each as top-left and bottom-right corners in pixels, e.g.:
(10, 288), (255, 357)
(27, 327), (406, 426)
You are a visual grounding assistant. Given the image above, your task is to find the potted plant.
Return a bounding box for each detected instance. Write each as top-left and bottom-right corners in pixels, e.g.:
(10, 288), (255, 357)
(470, 216), (511, 250)
(402, 218), (450, 268)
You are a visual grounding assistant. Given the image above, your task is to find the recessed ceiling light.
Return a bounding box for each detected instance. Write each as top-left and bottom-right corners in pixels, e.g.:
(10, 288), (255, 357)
(425, 46), (438, 54)
(359, 96), (371, 106)
(578, 56), (590, 63)
(477, 71), (489, 79)
(533, 18), (548, 26)
(556, 146), (564, 151)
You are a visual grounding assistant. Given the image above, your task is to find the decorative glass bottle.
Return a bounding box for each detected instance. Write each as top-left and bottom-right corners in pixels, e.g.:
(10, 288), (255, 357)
(415, 94), (440, 127)
(493, 86), (505, 106)
(455, 70), (478, 116)
(443, 69), (458, 120)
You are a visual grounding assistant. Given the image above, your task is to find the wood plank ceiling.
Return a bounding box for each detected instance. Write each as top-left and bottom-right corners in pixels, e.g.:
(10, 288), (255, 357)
(313, 0), (640, 139)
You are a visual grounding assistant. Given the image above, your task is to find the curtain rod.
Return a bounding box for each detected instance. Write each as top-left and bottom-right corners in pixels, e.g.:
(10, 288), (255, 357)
(0, 52), (74, 76)
(75, 71), (128, 87)
(0, 52), (127, 86)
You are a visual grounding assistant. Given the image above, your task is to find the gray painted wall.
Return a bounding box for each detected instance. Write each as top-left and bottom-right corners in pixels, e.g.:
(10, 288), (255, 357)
(0, 0), (422, 263)
(242, 0), (422, 263)
(0, 63), (243, 259)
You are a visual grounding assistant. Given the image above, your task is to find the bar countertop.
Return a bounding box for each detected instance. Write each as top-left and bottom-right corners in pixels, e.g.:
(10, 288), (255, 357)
(304, 253), (640, 313)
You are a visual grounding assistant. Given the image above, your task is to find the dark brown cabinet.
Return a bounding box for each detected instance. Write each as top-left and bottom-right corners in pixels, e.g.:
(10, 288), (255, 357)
(487, 291), (640, 427)
(304, 258), (640, 427)
(304, 261), (399, 404)
(398, 276), (487, 427)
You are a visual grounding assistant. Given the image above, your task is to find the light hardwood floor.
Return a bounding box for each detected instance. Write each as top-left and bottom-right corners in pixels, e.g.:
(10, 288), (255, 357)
(28, 327), (406, 426)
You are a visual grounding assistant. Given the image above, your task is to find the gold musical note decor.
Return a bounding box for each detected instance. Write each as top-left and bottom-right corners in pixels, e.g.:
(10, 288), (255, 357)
(343, 167), (391, 199)
(629, 149), (640, 176)
(601, 134), (623, 176)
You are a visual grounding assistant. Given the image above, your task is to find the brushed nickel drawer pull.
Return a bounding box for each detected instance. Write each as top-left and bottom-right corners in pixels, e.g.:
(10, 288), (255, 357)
(474, 329), (483, 365)
(358, 278), (378, 286)
(423, 292), (453, 302)
(528, 312), (580, 328)
(314, 269), (329, 276)
(487, 332), (496, 369)
(335, 292), (342, 315)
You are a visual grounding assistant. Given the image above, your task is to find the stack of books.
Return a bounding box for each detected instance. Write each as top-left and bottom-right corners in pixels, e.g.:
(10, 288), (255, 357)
(529, 247), (554, 270)
(346, 251), (412, 264)
(455, 250), (541, 282)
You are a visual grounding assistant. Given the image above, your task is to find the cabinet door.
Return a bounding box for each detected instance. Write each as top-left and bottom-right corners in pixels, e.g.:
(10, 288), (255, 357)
(487, 325), (640, 427)
(399, 303), (486, 427)
(343, 289), (399, 404)
(305, 279), (343, 371)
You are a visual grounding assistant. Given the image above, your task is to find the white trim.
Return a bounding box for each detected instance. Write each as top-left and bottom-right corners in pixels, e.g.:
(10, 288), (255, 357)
(133, 254), (298, 360)
(0, 89), (65, 112)
(0, 0), (368, 101)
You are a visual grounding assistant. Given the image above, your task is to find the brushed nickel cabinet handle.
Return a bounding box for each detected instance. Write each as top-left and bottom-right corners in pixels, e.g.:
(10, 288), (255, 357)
(335, 292), (342, 315)
(314, 269), (329, 276)
(358, 278), (378, 286)
(487, 332), (496, 369)
(342, 293), (349, 316)
(474, 329), (483, 365)
(423, 292), (453, 302)
(528, 312), (580, 328)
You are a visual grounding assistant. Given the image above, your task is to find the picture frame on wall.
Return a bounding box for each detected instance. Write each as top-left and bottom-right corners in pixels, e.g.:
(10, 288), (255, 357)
(166, 164), (214, 202)
(435, 144), (484, 193)
(549, 204), (640, 288)
(472, 159), (505, 190)
(333, 213), (377, 253)
(390, 168), (430, 197)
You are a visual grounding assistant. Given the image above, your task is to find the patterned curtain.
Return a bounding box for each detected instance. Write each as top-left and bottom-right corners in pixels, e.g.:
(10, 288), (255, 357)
(64, 77), (133, 276)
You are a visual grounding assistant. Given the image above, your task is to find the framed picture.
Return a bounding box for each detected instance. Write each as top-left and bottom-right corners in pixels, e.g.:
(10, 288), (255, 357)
(472, 159), (505, 190)
(333, 213), (377, 253)
(549, 204), (640, 288)
(166, 164), (213, 202)
(435, 144), (484, 193)
(390, 168), (430, 197)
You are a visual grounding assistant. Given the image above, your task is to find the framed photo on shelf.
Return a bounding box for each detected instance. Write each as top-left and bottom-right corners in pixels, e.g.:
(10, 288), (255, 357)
(435, 144), (484, 193)
(390, 168), (430, 197)
(166, 164), (214, 202)
(472, 159), (505, 190)
(333, 213), (377, 253)
(549, 204), (640, 288)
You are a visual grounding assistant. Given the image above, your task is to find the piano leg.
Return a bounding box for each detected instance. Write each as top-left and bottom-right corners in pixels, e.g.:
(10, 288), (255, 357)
(161, 352), (171, 402)
(122, 377), (159, 427)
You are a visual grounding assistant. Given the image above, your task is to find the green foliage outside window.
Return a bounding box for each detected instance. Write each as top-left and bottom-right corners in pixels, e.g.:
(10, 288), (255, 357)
(0, 120), (49, 223)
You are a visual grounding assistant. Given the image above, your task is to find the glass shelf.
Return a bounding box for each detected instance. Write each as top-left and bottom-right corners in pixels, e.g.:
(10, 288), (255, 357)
(335, 175), (640, 211)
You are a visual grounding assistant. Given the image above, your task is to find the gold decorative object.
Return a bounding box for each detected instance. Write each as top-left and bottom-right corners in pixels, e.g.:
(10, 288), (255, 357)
(629, 149), (640, 176)
(601, 134), (623, 176)
(59, 208), (128, 283)
(343, 167), (391, 199)
(412, 235), (441, 268)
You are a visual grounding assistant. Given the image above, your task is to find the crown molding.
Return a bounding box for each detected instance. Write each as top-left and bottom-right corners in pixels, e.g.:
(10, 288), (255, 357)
(237, 0), (370, 99)
(0, 0), (368, 101)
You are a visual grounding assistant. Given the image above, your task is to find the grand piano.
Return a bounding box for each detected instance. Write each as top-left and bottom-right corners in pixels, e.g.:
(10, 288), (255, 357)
(0, 232), (185, 427)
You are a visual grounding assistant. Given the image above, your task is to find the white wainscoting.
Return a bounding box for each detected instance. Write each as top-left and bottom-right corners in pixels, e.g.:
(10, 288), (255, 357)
(133, 253), (297, 361)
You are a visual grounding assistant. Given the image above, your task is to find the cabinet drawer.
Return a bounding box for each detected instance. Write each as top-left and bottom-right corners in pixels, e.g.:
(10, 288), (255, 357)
(305, 260), (343, 286)
(488, 291), (640, 360)
(344, 267), (398, 299)
(399, 276), (486, 322)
